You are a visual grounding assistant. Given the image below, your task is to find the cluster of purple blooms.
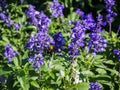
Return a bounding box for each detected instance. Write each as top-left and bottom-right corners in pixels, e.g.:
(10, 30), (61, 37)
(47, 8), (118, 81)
(53, 32), (65, 53)
(114, 49), (120, 60)
(26, 5), (53, 69)
(104, 0), (117, 24)
(50, 0), (64, 18)
(69, 9), (107, 58)
(88, 33), (107, 56)
(4, 44), (18, 62)
(0, 0), (20, 30)
(89, 82), (101, 90)
(68, 20), (86, 58)
(26, 32), (51, 68)
(26, 5), (51, 32)
(76, 9), (96, 30)
(0, 12), (14, 27)
(87, 14), (107, 55)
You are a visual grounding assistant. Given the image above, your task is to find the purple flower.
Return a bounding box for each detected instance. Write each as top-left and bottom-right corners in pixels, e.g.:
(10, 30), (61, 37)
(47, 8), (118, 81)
(0, 12), (20, 29)
(87, 33), (107, 55)
(26, 5), (54, 69)
(14, 23), (21, 30)
(0, 75), (6, 84)
(53, 32), (65, 52)
(4, 44), (18, 62)
(68, 42), (79, 58)
(26, 5), (51, 32)
(68, 20), (86, 58)
(91, 14), (105, 33)
(26, 32), (51, 54)
(50, 0), (64, 18)
(0, 12), (14, 27)
(89, 82), (101, 90)
(26, 32), (49, 69)
(28, 54), (44, 69)
(75, 8), (85, 19)
(26, 26), (52, 69)
(104, 0), (117, 24)
(117, 25), (120, 32)
(114, 49), (120, 60)
(82, 13), (96, 30)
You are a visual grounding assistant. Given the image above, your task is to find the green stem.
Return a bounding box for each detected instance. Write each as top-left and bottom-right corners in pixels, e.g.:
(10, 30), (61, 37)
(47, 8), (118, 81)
(88, 56), (94, 69)
(109, 23), (112, 36)
(119, 65), (120, 81)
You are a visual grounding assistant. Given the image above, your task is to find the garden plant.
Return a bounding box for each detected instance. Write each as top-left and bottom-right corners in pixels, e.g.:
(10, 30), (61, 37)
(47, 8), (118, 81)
(0, 0), (120, 90)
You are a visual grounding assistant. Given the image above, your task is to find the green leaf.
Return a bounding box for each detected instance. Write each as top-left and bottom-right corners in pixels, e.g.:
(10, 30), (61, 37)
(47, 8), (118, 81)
(77, 82), (90, 90)
(104, 60), (115, 65)
(82, 70), (94, 77)
(96, 68), (107, 74)
(13, 57), (20, 67)
(2, 36), (9, 43)
(30, 81), (40, 88)
(17, 76), (30, 90)
(93, 75), (111, 81)
(30, 76), (38, 80)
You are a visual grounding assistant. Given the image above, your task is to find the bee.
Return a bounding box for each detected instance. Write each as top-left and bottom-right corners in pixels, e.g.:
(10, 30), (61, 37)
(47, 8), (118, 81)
(48, 45), (54, 52)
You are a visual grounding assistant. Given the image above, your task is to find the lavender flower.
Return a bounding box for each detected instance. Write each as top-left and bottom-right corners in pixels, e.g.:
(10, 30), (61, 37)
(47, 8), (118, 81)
(104, 0), (117, 24)
(4, 44), (18, 62)
(76, 9), (96, 31)
(0, 12), (20, 29)
(0, 12), (14, 27)
(26, 5), (51, 32)
(26, 32), (51, 54)
(68, 20), (86, 58)
(91, 14), (106, 33)
(75, 8), (85, 19)
(14, 23), (21, 30)
(26, 5), (55, 69)
(50, 0), (64, 18)
(87, 33), (107, 55)
(68, 42), (79, 58)
(26, 32), (52, 68)
(53, 32), (65, 52)
(82, 13), (96, 30)
(89, 82), (101, 90)
(28, 54), (44, 69)
(0, 75), (6, 84)
(114, 49), (120, 60)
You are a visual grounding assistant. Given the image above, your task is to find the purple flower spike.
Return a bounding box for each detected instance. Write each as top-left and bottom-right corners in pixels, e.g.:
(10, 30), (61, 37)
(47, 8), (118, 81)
(28, 54), (44, 69)
(114, 49), (120, 60)
(0, 12), (14, 27)
(87, 33), (107, 55)
(53, 32), (65, 52)
(89, 82), (101, 90)
(50, 0), (64, 18)
(14, 23), (21, 30)
(4, 44), (18, 62)
(75, 8), (85, 19)
(26, 5), (51, 32)
(68, 20), (86, 58)
(104, 0), (117, 24)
